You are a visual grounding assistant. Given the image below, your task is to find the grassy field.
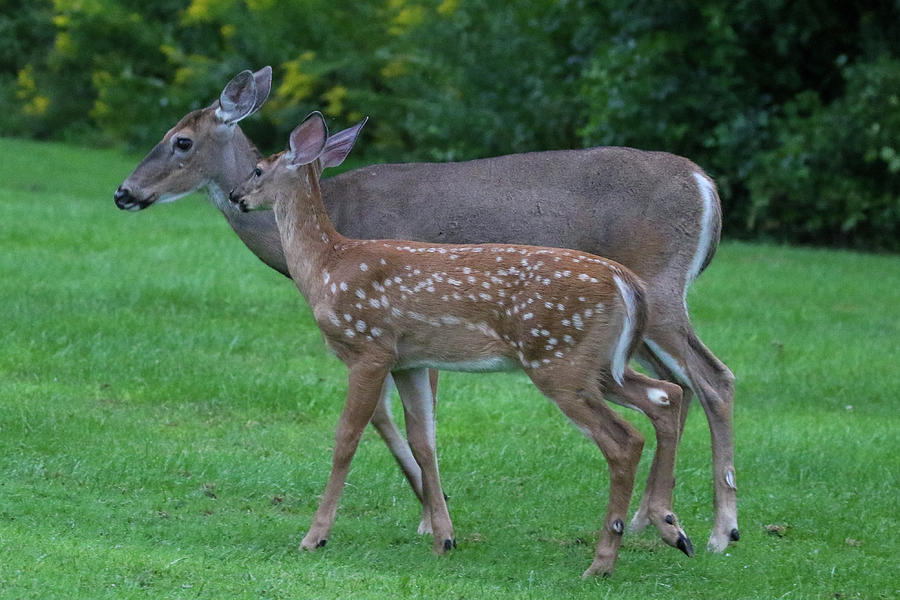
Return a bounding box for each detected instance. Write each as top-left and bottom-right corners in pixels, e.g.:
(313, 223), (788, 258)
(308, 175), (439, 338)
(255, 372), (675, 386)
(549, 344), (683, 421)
(1, 137), (898, 599)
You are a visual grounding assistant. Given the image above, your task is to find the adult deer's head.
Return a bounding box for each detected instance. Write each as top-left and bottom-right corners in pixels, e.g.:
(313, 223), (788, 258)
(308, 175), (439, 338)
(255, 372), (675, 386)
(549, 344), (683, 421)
(114, 67), (272, 211)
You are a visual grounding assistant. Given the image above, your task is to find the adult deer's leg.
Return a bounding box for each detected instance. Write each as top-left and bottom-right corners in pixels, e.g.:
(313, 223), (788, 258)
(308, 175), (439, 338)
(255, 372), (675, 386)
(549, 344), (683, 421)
(607, 368), (693, 555)
(392, 367), (454, 553)
(367, 374), (433, 533)
(644, 314), (738, 552)
(530, 371), (644, 578)
(300, 361), (391, 551)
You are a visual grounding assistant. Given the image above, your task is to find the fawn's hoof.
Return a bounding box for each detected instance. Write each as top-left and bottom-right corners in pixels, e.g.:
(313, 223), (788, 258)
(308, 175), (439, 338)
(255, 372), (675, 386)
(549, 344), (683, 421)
(582, 561), (615, 579)
(730, 528), (741, 541)
(676, 532), (694, 557)
(442, 538), (457, 552)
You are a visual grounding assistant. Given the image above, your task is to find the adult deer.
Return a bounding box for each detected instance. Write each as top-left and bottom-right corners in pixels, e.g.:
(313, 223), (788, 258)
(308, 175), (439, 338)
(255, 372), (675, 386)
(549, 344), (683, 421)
(230, 111), (690, 577)
(114, 67), (738, 551)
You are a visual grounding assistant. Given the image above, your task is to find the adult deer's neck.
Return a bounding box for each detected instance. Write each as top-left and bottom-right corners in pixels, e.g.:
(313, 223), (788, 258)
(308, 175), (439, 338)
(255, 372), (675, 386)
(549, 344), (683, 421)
(274, 165), (343, 302)
(210, 127), (262, 214)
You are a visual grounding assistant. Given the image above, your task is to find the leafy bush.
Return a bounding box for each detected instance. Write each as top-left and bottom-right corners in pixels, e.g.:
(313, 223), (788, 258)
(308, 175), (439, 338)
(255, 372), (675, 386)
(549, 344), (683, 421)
(578, 1), (900, 251)
(745, 56), (900, 250)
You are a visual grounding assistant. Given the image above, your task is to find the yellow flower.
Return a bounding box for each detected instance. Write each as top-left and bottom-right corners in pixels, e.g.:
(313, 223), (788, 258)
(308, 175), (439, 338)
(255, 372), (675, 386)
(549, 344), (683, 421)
(322, 85), (347, 116)
(437, 0), (459, 16)
(380, 58), (408, 79)
(25, 96), (51, 117)
(276, 56), (317, 105)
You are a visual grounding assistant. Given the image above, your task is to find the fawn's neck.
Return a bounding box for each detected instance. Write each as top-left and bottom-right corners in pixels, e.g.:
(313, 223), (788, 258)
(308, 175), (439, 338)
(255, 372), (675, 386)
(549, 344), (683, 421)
(274, 166), (343, 302)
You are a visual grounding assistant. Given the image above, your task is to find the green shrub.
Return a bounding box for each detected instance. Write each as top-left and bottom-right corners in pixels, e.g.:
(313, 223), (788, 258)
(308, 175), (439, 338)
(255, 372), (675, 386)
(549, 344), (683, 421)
(745, 56), (900, 251)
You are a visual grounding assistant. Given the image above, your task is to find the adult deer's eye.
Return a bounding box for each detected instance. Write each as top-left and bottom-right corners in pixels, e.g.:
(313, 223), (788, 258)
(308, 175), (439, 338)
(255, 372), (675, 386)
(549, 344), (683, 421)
(174, 137), (193, 151)
(254, 167), (262, 177)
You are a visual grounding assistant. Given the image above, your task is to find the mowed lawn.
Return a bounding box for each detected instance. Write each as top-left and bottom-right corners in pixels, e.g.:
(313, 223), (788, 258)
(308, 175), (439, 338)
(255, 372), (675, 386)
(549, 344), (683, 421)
(1, 137), (897, 599)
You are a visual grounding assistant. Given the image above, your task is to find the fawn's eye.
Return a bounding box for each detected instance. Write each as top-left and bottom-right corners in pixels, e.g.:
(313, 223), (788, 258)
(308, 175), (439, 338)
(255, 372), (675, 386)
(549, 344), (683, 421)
(254, 167), (262, 177)
(174, 137), (193, 151)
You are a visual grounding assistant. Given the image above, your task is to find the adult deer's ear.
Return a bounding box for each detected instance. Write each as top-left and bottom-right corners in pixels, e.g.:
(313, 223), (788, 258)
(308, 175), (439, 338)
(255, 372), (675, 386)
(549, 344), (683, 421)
(321, 117), (368, 168)
(216, 70), (258, 125)
(249, 66), (272, 115)
(287, 112), (329, 167)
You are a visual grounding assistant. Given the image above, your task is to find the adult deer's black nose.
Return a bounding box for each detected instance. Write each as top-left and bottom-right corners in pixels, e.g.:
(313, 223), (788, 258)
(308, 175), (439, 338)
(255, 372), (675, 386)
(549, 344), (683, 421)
(113, 185), (139, 210)
(114, 186), (152, 211)
(114, 186), (131, 207)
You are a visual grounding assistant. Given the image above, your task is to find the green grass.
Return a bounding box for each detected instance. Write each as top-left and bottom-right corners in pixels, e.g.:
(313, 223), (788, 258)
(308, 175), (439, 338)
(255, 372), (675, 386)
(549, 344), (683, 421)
(1, 137), (898, 599)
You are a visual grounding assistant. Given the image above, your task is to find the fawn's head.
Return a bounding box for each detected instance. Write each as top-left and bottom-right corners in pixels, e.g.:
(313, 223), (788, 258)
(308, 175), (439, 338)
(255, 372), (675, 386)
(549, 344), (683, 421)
(231, 111), (366, 212)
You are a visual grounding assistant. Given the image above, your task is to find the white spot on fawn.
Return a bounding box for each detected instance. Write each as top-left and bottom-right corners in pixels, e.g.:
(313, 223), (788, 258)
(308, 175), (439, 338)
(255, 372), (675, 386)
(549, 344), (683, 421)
(355, 320), (367, 332)
(359, 263), (368, 271)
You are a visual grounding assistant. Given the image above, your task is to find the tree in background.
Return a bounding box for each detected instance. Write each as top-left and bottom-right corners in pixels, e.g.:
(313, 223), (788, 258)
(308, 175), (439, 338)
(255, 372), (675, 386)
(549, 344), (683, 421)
(577, 1), (900, 249)
(1, 0), (897, 250)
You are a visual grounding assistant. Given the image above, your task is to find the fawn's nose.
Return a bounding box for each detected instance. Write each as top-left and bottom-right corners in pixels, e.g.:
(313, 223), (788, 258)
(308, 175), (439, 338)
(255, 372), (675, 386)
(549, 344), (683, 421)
(228, 190), (248, 212)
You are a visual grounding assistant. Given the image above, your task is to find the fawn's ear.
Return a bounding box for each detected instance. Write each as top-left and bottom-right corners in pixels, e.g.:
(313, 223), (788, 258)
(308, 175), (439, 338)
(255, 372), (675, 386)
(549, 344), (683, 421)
(321, 117), (368, 168)
(216, 70), (258, 125)
(287, 112), (329, 167)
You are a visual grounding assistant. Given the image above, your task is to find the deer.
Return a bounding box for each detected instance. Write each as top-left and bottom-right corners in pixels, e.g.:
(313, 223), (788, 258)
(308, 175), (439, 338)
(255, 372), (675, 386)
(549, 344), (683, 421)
(114, 67), (738, 552)
(228, 111), (692, 577)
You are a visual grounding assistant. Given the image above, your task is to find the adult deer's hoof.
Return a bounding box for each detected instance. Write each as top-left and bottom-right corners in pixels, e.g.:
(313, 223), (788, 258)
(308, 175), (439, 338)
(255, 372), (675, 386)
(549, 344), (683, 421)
(730, 528), (741, 541)
(300, 534), (327, 551)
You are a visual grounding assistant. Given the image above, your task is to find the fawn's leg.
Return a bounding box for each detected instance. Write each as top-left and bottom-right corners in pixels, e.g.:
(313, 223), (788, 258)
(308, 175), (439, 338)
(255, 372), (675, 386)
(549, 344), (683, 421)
(608, 368), (693, 556)
(530, 372), (644, 578)
(300, 362), (390, 551)
(618, 344), (689, 535)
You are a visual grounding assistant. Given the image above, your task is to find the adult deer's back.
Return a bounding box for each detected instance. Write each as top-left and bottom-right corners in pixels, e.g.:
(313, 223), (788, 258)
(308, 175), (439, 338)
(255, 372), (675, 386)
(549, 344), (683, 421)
(324, 146), (720, 291)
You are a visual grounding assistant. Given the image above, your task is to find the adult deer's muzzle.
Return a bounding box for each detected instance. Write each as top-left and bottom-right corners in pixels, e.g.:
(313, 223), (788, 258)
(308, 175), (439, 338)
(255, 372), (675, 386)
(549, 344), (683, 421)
(114, 186), (153, 211)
